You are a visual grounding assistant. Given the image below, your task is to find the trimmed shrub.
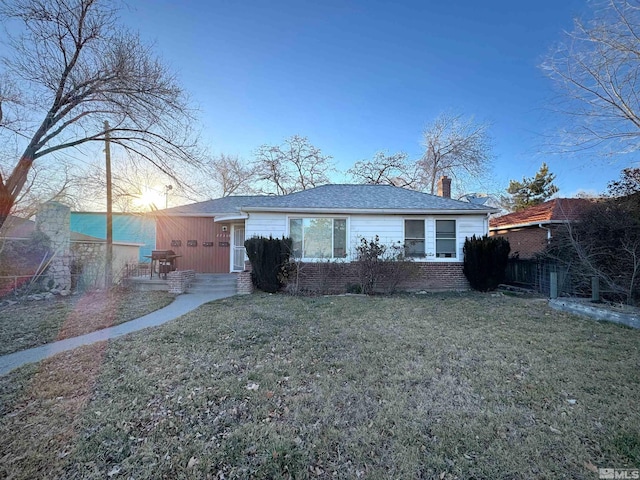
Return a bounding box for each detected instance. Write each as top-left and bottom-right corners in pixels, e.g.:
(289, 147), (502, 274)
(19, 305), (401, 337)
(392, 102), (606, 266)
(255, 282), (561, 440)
(463, 235), (510, 291)
(244, 236), (292, 293)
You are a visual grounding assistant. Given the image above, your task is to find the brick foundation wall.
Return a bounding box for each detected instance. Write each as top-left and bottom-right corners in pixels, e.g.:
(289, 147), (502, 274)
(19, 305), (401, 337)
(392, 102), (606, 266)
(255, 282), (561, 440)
(285, 261), (469, 294)
(167, 269), (195, 294)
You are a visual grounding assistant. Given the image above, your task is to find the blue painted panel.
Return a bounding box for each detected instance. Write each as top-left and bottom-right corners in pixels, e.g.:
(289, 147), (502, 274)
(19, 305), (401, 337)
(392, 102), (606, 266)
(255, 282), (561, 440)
(70, 213), (156, 262)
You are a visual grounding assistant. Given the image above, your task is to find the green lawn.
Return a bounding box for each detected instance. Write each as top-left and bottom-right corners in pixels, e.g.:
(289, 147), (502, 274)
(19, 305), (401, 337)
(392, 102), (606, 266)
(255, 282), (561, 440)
(1, 292), (638, 479)
(0, 289), (174, 355)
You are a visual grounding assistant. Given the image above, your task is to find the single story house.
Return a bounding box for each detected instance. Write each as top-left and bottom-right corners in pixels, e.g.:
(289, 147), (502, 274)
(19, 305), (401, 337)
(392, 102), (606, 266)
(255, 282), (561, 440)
(153, 178), (498, 291)
(489, 198), (593, 259)
(70, 212), (156, 262)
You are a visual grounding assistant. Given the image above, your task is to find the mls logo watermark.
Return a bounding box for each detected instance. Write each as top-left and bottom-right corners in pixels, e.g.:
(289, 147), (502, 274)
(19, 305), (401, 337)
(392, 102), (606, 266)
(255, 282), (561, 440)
(599, 468), (640, 479)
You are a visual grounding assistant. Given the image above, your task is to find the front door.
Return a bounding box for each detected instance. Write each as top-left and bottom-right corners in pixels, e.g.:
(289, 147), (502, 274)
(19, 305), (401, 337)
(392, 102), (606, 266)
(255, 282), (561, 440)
(232, 226), (246, 271)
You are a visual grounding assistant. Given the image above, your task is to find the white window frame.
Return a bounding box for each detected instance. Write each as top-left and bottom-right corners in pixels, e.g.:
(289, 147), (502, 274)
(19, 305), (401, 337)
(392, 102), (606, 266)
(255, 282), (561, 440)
(287, 216), (349, 260)
(403, 218), (426, 259)
(434, 218), (457, 260)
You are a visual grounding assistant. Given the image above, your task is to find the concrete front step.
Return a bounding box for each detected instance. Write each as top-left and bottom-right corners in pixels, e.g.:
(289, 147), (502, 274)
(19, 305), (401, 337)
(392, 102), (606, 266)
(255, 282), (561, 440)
(187, 274), (237, 294)
(126, 273), (238, 294)
(187, 285), (237, 292)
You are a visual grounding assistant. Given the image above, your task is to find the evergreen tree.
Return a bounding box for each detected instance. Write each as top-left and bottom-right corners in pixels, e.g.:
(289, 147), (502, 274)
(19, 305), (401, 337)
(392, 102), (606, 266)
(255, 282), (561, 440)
(503, 163), (559, 211)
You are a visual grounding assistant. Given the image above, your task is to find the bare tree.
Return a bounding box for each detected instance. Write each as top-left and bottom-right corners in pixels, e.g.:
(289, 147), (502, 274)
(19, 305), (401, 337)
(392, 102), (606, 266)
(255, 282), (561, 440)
(253, 135), (334, 195)
(548, 196), (640, 305)
(0, 155), (74, 223)
(542, 0), (640, 155)
(68, 158), (181, 211)
(347, 151), (417, 188)
(417, 113), (493, 194)
(202, 154), (256, 197)
(0, 0), (201, 228)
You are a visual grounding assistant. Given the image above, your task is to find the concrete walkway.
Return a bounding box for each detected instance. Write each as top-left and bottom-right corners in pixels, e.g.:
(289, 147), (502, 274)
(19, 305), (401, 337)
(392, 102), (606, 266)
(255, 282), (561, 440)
(0, 291), (231, 376)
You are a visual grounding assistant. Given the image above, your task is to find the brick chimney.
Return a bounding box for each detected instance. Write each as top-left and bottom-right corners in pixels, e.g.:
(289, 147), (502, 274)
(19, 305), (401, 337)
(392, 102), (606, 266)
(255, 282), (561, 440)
(437, 175), (451, 198)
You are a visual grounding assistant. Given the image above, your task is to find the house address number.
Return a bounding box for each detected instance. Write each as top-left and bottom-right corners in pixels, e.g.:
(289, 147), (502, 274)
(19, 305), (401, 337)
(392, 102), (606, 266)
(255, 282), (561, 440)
(219, 241), (230, 247)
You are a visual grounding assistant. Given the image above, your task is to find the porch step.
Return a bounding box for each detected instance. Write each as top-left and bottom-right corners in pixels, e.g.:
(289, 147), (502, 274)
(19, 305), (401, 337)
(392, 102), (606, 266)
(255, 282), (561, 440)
(124, 277), (170, 291)
(186, 274), (237, 295)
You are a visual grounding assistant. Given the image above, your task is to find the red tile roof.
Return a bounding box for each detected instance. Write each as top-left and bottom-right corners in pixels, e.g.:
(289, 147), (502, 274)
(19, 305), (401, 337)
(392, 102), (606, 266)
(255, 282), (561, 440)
(490, 198), (594, 229)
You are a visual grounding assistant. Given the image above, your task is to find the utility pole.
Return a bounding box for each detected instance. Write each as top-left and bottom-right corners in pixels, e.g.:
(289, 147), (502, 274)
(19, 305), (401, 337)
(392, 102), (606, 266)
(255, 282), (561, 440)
(104, 120), (113, 287)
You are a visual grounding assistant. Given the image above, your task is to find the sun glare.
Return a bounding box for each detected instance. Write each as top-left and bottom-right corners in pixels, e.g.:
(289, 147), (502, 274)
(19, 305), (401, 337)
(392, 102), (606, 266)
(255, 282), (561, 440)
(135, 187), (164, 210)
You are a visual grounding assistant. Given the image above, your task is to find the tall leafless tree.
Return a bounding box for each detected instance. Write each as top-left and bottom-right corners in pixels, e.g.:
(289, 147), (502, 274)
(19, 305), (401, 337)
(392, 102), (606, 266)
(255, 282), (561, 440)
(347, 151), (417, 188)
(0, 0), (201, 228)
(253, 135), (334, 195)
(548, 195), (640, 305)
(417, 113), (493, 195)
(542, 0), (640, 156)
(202, 154), (257, 197)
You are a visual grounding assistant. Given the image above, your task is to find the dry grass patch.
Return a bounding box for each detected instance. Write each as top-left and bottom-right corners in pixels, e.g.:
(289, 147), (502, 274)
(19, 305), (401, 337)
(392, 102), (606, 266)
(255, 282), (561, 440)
(1, 293), (639, 479)
(0, 289), (174, 355)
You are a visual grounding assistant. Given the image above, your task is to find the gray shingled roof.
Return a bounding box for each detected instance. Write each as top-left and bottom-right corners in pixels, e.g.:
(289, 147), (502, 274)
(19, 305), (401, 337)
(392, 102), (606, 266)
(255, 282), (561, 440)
(158, 195), (267, 215)
(157, 184), (495, 215)
(245, 184), (494, 211)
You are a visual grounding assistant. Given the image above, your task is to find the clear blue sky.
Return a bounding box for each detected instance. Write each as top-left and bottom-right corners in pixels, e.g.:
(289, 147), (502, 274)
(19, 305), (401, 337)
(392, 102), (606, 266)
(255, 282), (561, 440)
(124, 0), (634, 197)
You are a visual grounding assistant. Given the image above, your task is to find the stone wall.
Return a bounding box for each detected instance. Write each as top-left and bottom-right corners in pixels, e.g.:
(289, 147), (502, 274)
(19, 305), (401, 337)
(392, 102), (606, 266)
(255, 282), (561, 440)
(70, 241), (106, 289)
(36, 201), (71, 291)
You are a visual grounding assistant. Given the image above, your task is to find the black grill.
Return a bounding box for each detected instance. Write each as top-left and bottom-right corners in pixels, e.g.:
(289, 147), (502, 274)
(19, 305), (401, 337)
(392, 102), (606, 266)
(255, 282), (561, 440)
(151, 249), (176, 260)
(149, 250), (179, 278)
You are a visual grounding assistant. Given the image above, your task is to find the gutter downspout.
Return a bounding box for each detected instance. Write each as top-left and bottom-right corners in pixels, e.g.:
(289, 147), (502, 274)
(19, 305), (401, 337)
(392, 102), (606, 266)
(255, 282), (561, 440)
(539, 223), (552, 243)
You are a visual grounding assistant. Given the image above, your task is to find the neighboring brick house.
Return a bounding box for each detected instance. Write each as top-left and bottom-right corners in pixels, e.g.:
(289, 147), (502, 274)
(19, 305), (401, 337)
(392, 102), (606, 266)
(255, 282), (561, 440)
(489, 198), (593, 259)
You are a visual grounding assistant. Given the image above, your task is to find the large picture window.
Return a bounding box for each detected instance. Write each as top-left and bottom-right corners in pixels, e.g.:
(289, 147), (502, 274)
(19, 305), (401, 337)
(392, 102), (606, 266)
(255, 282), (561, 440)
(290, 218), (347, 259)
(404, 219), (425, 257)
(436, 219), (456, 258)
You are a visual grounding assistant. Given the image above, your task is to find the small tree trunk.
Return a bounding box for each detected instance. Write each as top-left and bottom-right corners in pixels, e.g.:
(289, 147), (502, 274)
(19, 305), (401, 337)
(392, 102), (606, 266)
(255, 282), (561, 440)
(0, 184), (16, 231)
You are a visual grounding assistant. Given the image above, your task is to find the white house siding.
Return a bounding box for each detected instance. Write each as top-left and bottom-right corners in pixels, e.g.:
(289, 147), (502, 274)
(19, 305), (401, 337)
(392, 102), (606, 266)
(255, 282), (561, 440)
(456, 215), (487, 259)
(349, 215), (404, 253)
(246, 212), (488, 262)
(245, 212), (287, 239)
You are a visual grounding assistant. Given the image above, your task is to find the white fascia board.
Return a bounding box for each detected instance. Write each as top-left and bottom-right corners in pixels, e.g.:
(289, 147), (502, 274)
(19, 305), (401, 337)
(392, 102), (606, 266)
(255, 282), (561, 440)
(489, 220), (569, 231)
(240, 207), (494, 215)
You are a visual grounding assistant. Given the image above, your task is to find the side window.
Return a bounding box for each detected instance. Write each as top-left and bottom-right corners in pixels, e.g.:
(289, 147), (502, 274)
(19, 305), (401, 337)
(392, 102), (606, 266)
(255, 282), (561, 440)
(436, 220), (456, 258)
(404, 220), (425, 257)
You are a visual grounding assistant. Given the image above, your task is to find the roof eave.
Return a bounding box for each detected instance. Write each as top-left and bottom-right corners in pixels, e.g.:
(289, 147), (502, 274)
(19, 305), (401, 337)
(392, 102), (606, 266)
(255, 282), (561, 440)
(490, 219), (570, 231)
(241, 206), (496, 215)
